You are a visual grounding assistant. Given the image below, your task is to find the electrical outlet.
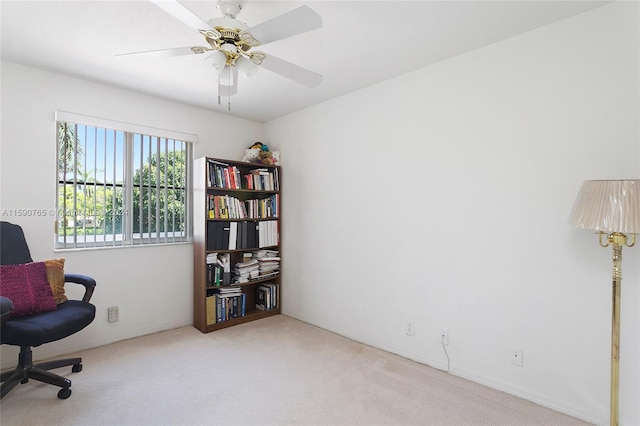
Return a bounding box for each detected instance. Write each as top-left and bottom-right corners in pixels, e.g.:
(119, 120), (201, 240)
(510, 347), (523, 366)
(405, 320), (415, 336)
(107, 306), (119, 323)
(440, 328), (449, 345)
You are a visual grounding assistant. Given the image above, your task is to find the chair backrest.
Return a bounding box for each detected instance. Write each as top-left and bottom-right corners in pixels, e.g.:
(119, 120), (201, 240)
(0, 222), (34, 265)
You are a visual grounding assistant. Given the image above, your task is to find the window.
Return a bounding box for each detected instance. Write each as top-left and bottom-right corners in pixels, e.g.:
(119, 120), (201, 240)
(56, 117), (192, 249)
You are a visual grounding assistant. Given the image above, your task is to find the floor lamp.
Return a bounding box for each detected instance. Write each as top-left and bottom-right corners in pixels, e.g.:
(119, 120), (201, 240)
(570, 179), (639, 426)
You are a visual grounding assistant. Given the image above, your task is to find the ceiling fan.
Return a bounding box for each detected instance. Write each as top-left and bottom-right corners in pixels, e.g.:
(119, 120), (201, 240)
(120, 0), (323, 108)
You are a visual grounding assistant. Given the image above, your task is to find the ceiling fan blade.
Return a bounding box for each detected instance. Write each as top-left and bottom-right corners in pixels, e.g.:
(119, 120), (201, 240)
(258, 54), (322, 88)
(150, 0), (213, 32)
(116, 47), (201, 58)
(242, 5), (322, 46)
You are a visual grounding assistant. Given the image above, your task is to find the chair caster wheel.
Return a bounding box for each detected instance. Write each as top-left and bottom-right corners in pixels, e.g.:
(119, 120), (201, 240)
(58, 388), (72, 399)
(72, 363), (82, 373)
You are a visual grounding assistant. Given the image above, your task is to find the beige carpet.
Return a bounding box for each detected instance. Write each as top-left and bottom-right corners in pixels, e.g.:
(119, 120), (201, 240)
(1, 315), (589, 426)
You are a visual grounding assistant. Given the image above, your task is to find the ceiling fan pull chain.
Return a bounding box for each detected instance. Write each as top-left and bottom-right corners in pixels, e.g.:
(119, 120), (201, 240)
(227, 69), (232, 111)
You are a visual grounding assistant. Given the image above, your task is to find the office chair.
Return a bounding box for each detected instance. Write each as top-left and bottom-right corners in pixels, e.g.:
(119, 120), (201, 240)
(0, 221), (96, 399)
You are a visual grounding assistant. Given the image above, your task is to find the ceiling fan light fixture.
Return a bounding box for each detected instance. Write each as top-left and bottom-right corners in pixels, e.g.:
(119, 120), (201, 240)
(218, 65), (236, 87)
(220, 43), (238, 54)
(204, 50), (227, 71)
(237, 56), (259, 79)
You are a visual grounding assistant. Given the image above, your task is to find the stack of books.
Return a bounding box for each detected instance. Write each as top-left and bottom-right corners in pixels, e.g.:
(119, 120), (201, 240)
(212, 286), (245, 322)
(207, 253), (230, 286)
(256, 283), (278, 311)
(215, 286), (242, 297)
(207, 160), (242, 189)
(255, 250), (280, 279)
(246, 168), (278, 191)
(233, 258), (259, 283)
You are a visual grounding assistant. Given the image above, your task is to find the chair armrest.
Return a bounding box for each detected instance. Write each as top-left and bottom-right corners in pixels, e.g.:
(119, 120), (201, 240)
(1, 296), (14, 328)
(64, 274), (96, 303)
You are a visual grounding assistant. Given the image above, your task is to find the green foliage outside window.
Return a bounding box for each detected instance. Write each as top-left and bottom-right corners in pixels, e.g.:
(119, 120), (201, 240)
(56, 121), (189, 247)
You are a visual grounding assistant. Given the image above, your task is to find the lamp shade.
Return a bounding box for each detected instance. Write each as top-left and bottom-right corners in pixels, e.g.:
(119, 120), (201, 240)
(237, 56), (259, 79)
(570, 180), (640, 233)
(204, 50), (227, 72)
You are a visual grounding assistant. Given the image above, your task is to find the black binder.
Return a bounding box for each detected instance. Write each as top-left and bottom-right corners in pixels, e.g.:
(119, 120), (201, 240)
(247, 221), (257, 249)
(241, 221), (248, 249)
(206, 221), (217, 250)
(220, 221), (230, 250)
(236, 221), (243, 250)
(207, 221), (231, 250)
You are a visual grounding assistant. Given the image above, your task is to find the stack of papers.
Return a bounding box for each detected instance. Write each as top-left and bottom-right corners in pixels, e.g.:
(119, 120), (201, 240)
(255, 250), (280, 278)
(233, 259), (260, 283)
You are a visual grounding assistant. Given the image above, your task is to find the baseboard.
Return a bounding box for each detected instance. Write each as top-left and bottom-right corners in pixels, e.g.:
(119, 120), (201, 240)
(0, 312), (607, 425)
(447, 366), (604, 425)
(286, 313), (603, 425)
(1, 318), (193, 371)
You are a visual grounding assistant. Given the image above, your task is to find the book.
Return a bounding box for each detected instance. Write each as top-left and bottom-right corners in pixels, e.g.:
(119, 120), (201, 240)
(256, 286), (268, 310)
(256, 282), (279, 310)
(206, 296), (217, 325)
(221, 222), (230, 249)
(214, 286), (242, 294)
(213, 291), (245, 321)
(207, 263), (223, 286)
(228, 222), (237, 250)
(257, 220), (279, 247)
(216, 295), (224, 322)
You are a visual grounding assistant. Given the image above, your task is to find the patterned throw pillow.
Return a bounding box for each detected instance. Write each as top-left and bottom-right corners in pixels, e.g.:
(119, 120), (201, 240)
(0, 261), (57, 317)
(44, 258), (68, 304)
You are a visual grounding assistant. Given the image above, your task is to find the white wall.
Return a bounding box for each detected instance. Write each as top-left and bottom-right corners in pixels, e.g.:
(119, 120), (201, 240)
(2, 3), (638, 423)
(266, 2), (639, 424)
(0, 62), (263, 368)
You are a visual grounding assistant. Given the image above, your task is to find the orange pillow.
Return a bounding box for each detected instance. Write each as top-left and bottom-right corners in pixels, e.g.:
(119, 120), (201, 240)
(44, 258), (68, 304)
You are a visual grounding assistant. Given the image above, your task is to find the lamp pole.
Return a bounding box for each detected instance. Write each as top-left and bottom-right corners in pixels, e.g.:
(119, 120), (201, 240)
(600, 232), (635, 426)
(571, 180), (640, 426)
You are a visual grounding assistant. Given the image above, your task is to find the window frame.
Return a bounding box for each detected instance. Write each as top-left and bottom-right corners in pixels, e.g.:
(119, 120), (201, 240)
(55, 111), (195, 250)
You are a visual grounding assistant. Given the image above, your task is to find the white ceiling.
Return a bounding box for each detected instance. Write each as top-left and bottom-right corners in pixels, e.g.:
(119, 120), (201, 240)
(1, 1), (609, 123)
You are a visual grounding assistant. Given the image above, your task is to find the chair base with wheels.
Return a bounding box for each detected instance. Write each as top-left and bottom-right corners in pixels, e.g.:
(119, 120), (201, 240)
(0, 222), (96, 400)
(0, 345), (82, 399)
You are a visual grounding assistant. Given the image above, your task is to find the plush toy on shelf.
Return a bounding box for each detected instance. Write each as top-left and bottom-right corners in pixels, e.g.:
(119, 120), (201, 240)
(258, 151), (275, 165)
(241, 142), (280, 166)
(241, 147), (261, 163)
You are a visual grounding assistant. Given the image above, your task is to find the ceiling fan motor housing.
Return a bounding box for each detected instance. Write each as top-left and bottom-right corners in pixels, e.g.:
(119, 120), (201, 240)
(217, 0), (241, 18)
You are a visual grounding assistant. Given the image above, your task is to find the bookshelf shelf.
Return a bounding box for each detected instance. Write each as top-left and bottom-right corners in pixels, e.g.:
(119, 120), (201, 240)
(193, 157), (281, 333)
(208, 188), (279, 194)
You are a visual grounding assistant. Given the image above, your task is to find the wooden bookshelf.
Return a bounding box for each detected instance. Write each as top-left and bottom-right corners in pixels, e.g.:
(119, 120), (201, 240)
(193, 157), (281, 333)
